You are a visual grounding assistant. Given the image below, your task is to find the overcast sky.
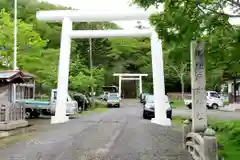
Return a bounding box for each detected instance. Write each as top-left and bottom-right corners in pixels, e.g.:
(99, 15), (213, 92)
(41, 0), (239, 28)
(41, 0), (160, 29)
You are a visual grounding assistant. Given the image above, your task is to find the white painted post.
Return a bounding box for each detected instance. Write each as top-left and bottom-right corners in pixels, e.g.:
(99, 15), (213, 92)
(139, 76), (143, 94)
(150, 30), (171, 126)
(51, 18), (72, 124)
(119, 76), (122, 98)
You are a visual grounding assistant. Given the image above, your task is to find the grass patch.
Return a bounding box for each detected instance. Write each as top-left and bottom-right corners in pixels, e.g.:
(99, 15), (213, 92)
(0, 133), (33, 148)
(172, 116), (240, 160)
(224, 101), (229, 105)
(209, 120), (240, 160)
(172, 116), (187, 124)
(79, 103), (108, 115)
(79, 108), (108, 115)
(171, 99), (185, 109)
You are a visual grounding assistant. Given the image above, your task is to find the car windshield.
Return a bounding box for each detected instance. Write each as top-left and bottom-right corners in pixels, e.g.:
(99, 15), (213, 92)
(143, 94), (149, 99)
(146, 95), (169, 103)
(146, 95), (154, 103)
(108, 96), (119, 100)
(210, 92), (220, 98)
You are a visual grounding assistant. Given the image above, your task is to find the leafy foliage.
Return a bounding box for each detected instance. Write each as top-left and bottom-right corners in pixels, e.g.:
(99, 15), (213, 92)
(0, 9), (46, 68)
(1, 0), (240, 96)
(209, 120), (240, 159)
(133, 0), (240, 92)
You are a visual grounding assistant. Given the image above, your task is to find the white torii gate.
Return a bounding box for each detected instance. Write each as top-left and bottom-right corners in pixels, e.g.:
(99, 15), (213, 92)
(36, 10), (171, 126)
(113, 73), (148, 97)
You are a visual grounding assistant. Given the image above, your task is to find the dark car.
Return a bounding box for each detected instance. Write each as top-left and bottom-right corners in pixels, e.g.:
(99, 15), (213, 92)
(142, 95), (172, 120)
(73, 93), (91, 112)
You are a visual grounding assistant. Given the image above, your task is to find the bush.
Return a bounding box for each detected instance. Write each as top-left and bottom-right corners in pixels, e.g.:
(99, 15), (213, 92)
(172, 116), (240, 160)
(89, 98), (107, 109)
(209, 120), (240, 160)
(210, 121), (236, 132)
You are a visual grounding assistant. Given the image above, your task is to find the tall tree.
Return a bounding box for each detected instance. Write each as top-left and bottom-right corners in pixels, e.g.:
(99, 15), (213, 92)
(0, 9), (47, 68)
(133, 0), (239, 91)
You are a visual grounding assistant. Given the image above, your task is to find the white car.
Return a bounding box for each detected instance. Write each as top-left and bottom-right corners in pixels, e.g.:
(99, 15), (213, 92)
(107, 95), (121, 108)
(184, 91), (224, 109)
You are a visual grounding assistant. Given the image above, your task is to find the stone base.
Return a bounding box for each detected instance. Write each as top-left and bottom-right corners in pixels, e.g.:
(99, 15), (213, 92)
(0, 120), (28, 131)
(51, 115), (69, 124)
(151, 118), (171, 126)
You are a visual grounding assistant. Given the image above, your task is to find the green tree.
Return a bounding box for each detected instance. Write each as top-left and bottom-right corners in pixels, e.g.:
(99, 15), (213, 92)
(18, 48), (59, 90)
(133, 0), (239, 91)
(0, 9), (47, 68)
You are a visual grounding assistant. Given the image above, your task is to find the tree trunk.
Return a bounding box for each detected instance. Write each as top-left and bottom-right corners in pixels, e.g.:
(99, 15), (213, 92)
(180, 77), (185, 100)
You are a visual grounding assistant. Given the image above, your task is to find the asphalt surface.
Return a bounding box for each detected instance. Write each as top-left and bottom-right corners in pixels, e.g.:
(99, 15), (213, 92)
(0, 99), (192, 160)
(173, 108), (240, 120)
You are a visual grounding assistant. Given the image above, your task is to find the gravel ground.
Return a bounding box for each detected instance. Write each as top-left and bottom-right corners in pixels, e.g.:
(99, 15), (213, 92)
(173, 108), (240, 120)
(0, 99), (192, 160)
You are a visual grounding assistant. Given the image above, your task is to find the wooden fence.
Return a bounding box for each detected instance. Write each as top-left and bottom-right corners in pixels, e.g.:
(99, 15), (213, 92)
(0, 102), (25, 123)
(167, 92), (191, 100)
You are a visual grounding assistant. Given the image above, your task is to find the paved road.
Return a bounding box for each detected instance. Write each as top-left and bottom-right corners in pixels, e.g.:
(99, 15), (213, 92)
(0, 100), (192, 160)
(173, 108), (240, 120)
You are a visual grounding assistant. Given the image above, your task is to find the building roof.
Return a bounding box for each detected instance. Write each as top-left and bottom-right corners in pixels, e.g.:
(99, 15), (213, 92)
(0, 70), (36, 83)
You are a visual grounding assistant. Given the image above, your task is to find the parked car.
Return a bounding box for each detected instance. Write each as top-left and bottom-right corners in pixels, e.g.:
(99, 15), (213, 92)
(102, 86), (119, 101)
(107, 95), (121, 108)
(109, 92), (120, 97)
(184, 91), (224, 109)
(142, 94), (172, 120)
(73, 93), (91, 112)
(141, 93), (149, 104)
(18, 89), (78, 118)
(140, 93), (148, 103)
(103, 91), (110, 101)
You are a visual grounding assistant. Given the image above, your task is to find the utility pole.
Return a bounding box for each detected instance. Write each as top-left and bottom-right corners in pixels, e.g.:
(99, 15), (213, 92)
(12, 0), (18, 103)
(89, 38), (94, 99)
(13, 0), (17, 70)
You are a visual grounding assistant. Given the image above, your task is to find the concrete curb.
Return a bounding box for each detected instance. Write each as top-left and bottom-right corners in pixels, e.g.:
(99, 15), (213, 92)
(218, 108), (240, 112)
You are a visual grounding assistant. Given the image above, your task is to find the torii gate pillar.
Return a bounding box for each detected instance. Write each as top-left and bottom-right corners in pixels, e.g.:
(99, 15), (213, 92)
(150, 31), (169, 125)
(139, 76), (143, 94)
(51, 18), (72, 124)
(119, 76), (122, 98)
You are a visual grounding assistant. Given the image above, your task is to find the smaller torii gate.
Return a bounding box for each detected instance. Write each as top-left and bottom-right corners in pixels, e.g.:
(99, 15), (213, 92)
(113, 73), (148, 98)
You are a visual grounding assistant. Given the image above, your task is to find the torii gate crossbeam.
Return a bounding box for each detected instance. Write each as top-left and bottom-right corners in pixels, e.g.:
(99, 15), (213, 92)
(36, 10), (171, 126)
(113, 73), (147, 97)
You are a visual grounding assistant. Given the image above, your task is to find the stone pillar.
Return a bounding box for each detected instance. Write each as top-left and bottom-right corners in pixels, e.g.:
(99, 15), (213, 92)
(51, 17), (72, 124)
(204, 128), (218, 160)
(182, 119), (191, 148)
(150, 30), (171, 126)
(190, 41), (207, 132)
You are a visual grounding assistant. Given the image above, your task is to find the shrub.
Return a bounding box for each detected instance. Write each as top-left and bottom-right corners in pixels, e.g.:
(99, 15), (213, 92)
(209, 120), (240, 160)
